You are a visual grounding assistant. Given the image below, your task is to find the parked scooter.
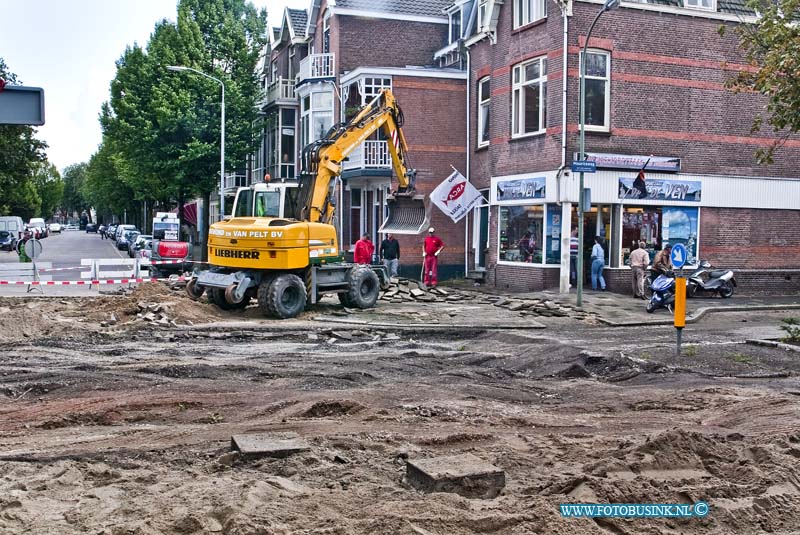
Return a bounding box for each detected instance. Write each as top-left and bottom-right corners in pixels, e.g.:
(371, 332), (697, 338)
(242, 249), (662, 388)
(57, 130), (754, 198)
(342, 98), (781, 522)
(646, 270), (676, 313)
(687, 260), (736, 298)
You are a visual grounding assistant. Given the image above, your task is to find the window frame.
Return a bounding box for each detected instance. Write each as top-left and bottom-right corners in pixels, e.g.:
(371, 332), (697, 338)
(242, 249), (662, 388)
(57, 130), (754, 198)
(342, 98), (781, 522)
(448, 7), (464, 43)
(511, 56), (548, 139)
(478, 0), (488, 31)
(684, 0), (717, 11)
(580, 49), (611, 132)
(477, 76), (491, 147)
(513, 0), (547, 29)
(497, 204), (547, 265)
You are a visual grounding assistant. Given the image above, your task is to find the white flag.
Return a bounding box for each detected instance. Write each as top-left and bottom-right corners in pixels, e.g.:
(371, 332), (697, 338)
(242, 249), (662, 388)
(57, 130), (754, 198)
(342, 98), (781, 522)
(430, 169), (483, 223)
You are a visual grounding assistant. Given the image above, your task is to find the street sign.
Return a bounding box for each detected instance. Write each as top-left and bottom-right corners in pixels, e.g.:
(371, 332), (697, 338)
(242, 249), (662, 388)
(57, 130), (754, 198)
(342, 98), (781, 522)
(670, 243), (688, 269)
(571, 160), (597, 174)
(0, 85), (45, 125)
(24, 239), (43, 259)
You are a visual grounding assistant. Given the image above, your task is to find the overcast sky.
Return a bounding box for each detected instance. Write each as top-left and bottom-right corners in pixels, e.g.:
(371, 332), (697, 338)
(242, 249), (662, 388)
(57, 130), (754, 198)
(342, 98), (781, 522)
(0, 0), (307, 173)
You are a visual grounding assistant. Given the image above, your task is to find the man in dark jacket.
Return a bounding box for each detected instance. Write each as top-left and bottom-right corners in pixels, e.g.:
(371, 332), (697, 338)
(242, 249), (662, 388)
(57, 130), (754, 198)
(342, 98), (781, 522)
(380, 233), (400, 277)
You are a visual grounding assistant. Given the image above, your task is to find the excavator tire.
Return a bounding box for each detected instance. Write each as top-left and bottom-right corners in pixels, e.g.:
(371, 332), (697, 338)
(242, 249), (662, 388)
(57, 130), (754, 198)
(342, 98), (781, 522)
(224, 283), (251, 308)
(185, 278), (204, 300)
(344, 265), (380, 310)
(261, 273), (307, 319)
(337, 292), (354, 308)
(210, 288), (236, 310)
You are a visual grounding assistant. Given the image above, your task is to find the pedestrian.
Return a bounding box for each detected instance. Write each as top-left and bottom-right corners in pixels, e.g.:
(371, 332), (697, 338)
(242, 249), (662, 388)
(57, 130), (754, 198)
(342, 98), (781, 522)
(569, 228), (579, 284)
(518, 232), (534, 262)
(422, 227), (444, 288)
(380, 233), (400, 277)
(591, 236), (606, 291)
(653, 244), (673, 275)
(629, 240), (650, 299)
(354, 233), (374, 265)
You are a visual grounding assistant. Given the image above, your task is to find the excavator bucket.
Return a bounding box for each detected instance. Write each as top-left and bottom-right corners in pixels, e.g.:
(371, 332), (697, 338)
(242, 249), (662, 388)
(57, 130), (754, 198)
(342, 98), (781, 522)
(379, 194), (431, 235)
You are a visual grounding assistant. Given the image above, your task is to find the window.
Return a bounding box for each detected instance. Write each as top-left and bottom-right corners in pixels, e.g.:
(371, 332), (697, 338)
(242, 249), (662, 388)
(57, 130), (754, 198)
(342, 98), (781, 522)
(684, 0), (716, 10)
(300, 91), (334, 147)
(280, 108), (296, 179)
(478, 0), (488, 31)
(449, 8), (463, 43)
(514, 0), (547, 28)
(323, 10), (331, 53)
(477, 77), (490, 146)
(288, 47), (295, 79)
(622, 207), (698, 266)
(581, 50), (610, 131)
(512, 57), (547, 137)
(349, 188), (362, 246)
(271, 60), (278, 83)
(499, 205), (544, 263)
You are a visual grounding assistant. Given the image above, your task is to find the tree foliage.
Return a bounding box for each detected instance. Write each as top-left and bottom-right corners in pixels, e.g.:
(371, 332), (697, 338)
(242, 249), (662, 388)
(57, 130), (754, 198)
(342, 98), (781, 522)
(83, 142), (138, 224)
(32, 162), (64, 220)
(61, 163), (90, 216)
(98, 0), (268, 220)
(0, 57), (49, 219)
(724, 0), (800, 162)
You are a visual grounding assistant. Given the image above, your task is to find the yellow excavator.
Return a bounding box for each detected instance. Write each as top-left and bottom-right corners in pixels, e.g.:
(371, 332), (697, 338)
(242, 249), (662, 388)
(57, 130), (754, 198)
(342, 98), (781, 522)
(186, 89), (429, 318)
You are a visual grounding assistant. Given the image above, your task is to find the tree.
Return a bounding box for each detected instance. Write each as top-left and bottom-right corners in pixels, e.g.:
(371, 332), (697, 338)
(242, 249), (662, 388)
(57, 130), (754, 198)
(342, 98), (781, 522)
(62, 163), (90, 218)
(0, 57), (48, 218)
(724, 0), (800, 162)
(100, 0), (268, 249)
(31, 162), (64, 220)
(84, 142), (138, 224)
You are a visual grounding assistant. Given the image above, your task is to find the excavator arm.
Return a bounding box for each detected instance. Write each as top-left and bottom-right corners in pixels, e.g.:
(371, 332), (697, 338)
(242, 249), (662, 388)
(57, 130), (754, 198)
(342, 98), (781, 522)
(298, 89), (429, 234)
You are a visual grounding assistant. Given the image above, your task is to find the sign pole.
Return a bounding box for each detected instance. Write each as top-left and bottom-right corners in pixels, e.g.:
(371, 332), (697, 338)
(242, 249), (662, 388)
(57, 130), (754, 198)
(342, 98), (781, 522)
(670, 243), (688, 356)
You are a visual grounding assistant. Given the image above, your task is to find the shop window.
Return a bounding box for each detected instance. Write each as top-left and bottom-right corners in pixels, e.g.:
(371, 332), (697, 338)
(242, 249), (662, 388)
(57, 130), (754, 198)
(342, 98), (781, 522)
(581, 50), (610, 131)
(514, 0), (547, 28)
(545, 204), (561, 265)
(512, 57), (547, 137)
(478, 77), (490, 147)
(499, 205), (544, 263)
(622, 206), (698, 266)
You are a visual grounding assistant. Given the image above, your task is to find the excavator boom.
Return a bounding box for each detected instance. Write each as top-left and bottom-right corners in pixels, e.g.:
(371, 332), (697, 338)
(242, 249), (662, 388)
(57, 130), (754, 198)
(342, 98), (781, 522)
(299, 89), (429, 234)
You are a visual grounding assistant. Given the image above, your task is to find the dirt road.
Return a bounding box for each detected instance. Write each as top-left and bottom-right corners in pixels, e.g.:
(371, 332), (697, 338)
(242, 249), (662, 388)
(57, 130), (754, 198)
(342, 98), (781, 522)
(1, 285), (799, 534)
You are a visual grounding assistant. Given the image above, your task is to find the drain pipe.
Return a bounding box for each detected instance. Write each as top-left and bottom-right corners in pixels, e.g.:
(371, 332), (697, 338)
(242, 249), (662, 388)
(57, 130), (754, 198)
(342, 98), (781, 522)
(464, 45), (471, 279)
(558, 1), (572, 294)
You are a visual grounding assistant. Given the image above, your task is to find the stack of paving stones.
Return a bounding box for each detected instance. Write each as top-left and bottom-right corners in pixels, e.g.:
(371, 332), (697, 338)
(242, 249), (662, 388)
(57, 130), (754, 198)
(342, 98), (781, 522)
(379, 278), (590, 320)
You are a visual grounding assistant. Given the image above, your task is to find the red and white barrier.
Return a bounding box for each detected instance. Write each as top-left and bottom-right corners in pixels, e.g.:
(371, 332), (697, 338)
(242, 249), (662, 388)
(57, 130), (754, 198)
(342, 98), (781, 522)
(0, 276), (188, 286)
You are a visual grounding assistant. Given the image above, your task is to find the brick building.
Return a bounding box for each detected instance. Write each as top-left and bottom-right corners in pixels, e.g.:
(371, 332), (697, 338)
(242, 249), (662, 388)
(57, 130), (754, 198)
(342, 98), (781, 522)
(436, 0), (800, 294)
(244, 0), (468, 280)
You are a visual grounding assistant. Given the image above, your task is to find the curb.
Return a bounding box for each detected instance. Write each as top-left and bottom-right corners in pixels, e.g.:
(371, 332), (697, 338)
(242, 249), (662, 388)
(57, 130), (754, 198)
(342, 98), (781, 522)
(596, 303), (800, 328)
(745, 338), (800, 352)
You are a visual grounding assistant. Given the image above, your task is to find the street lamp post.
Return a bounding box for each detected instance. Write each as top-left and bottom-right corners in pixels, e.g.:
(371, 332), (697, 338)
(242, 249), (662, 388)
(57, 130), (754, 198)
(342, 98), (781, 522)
(577, 0), (619, 306)
(167, 65), (226, 221)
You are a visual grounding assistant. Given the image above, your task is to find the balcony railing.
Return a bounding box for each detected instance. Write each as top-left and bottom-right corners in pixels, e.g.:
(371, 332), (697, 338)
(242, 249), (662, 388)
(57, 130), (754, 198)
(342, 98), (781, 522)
(223, 173), (249, 191)
(343, 140), (392, 171)
(264, 78), (296, 105)
(297, 53), (335, 85)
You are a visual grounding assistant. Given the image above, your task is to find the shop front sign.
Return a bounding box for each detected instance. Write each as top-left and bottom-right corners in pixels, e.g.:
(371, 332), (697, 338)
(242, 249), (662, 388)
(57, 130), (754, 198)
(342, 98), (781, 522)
(618, 177), (701, 202)
(496, 177), (546, 202)
(575, 152), (681, 172)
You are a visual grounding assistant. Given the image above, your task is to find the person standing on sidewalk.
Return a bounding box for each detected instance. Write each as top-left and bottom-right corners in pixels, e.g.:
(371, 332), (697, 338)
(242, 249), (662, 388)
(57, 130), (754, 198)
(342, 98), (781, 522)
(629, 241), (650, 299)
(380, 233), (400, 277)
(569, 228), (579, 284)
(591, 236), (606, 291)
(422, 227), (444, 288)
(354, 233), (374, 265)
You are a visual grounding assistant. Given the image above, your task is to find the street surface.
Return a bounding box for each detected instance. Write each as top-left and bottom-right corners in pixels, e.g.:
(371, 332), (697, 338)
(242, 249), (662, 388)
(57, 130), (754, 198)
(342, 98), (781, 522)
(0, 248), (799, 534)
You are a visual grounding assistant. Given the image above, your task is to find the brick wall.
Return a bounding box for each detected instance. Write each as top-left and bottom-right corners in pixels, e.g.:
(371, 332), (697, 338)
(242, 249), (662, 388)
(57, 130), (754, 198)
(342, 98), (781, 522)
(468, 4), (800, 179)
(700, 207), (800, 269)
(336, 16), (448, 72)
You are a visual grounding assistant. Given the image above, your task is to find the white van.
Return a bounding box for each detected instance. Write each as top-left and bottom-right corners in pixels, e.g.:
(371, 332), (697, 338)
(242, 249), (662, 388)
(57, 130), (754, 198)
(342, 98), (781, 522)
(0, 216), (25, 240)
(29, 217), (48, 238)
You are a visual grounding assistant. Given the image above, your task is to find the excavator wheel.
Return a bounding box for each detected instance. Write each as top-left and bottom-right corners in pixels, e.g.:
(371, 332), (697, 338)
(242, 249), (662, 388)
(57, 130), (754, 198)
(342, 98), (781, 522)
(338, 292), (354, 308)
(185, 278), (204, 300)
(224, 283), (251, 308)
(210, 287), (249, 310)
(260, 273), (307, 319)
(344, 265), (380, 310)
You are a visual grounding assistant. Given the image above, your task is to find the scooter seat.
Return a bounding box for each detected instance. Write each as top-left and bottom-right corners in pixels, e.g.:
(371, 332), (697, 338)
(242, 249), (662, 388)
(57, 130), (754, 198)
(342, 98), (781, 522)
(709, 270), (728, 278)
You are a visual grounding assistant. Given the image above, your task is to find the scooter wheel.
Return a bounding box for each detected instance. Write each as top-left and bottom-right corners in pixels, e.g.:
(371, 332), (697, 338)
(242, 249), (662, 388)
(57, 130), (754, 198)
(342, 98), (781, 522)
(646, 301), (656, 313)
(719, 281), (734, 298)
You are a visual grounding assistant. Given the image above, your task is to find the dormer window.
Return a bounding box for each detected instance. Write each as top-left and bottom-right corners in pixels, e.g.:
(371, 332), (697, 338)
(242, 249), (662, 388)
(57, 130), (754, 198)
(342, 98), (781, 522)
(449, 8), (463, 43)
(684, 0), (716, 11)
(478, 0), (488, 31)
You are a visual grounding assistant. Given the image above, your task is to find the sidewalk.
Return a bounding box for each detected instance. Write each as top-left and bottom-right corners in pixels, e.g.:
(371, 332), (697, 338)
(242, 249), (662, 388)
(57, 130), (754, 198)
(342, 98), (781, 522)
(514, 288), (800, 326)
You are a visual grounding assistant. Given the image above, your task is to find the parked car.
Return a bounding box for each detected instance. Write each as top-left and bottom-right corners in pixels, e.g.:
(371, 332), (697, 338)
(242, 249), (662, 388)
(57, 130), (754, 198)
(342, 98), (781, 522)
(0, 216), (25, 241)
(129, 234), (153, 258)
(114, 224), (137, 243)
(49, 222), (62, 233)
(64, 223), (79, 231)
(85, 223), (97, 233)
(103, 225), (117, 240)
(0, 230), (17, 251)
(117, 229), (140, 251)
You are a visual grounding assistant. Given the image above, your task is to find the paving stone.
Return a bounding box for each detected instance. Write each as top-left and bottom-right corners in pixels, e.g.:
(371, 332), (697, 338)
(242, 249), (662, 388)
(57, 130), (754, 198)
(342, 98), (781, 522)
(231, 435), (311, 459)
(507, 302), (526, 311)
(405, 453), (505, 499)
(410, 289), (426, 297)
(493, 298), (508, 307)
